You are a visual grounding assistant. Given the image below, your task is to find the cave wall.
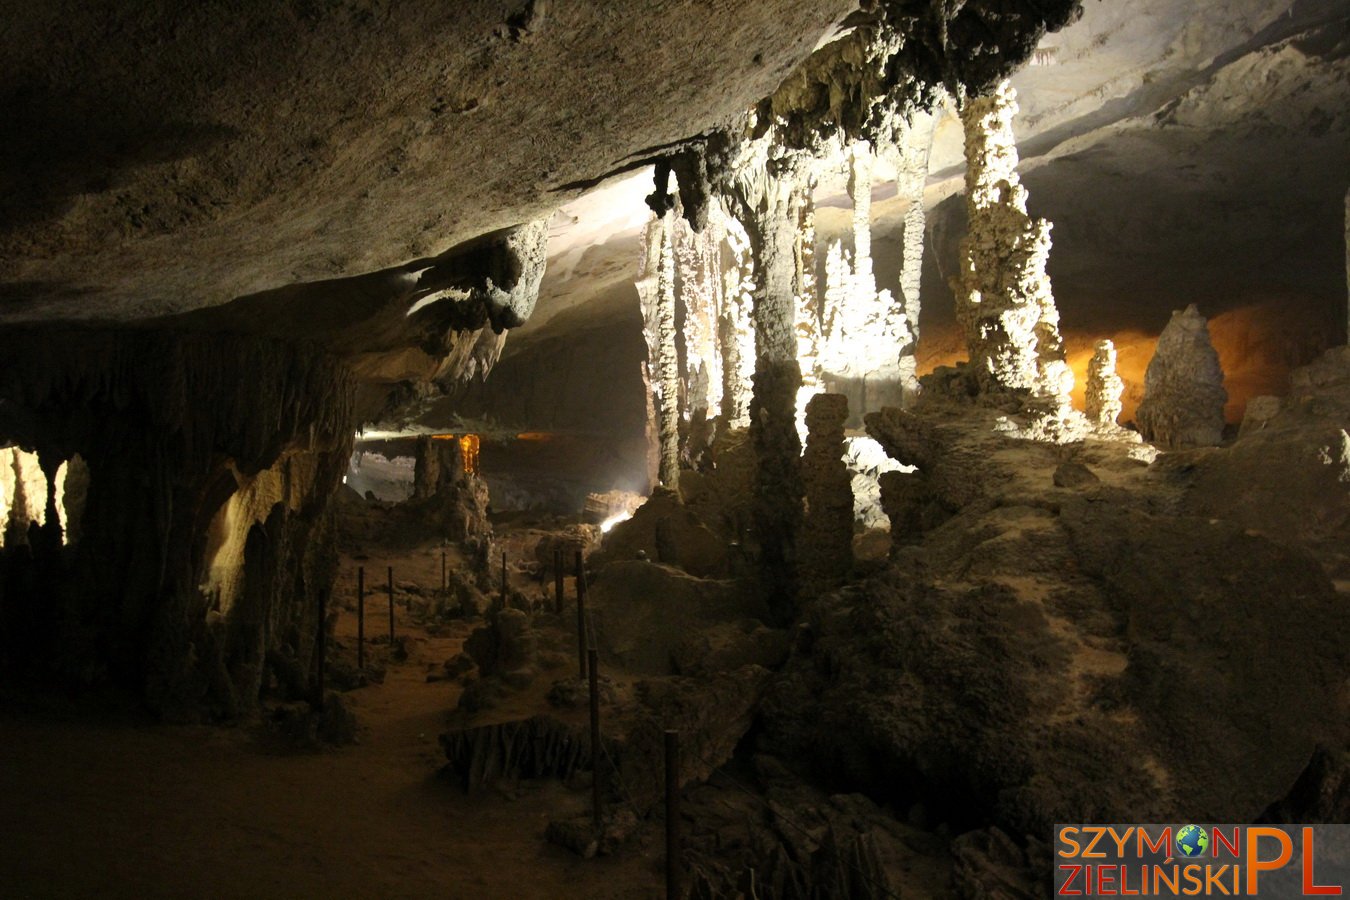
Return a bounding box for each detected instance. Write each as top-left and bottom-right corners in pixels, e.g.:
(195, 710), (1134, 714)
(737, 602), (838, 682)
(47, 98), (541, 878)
(0, 329), (355, 720)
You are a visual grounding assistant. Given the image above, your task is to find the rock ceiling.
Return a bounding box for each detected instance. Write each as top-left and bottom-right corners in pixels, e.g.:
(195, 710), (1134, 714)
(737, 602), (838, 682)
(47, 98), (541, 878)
(3, 0), (1347, 409)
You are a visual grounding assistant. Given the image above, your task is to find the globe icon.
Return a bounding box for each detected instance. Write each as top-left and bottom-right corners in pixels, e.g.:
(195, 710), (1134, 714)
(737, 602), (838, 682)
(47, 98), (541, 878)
(1176, 825), (1209, 858)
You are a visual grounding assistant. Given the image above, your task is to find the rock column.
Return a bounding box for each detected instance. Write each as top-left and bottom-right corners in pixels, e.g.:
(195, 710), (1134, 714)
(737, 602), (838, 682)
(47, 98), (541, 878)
(800, 393), (853, 594)
(1085, 340), (1125, 433)
(794, 181), (822, 439)
(728, 161), (805, 621)
(955, 81), (1072, 411)
(655, 212), (681, 488)
(719, 209), (756, 430)
(636, 210), (683, 489)
(819, 141), (917, 418)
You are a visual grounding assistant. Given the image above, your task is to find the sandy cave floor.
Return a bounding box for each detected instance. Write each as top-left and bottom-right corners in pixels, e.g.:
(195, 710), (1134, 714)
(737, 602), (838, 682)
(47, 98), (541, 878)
(0, 539), (665, 900)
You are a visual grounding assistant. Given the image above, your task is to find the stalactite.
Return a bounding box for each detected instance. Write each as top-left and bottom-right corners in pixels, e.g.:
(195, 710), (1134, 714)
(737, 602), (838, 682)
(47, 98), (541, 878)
(954, 80), (1072, 415)
(635, 213), (666, 487)
(655, 211), (682, 489)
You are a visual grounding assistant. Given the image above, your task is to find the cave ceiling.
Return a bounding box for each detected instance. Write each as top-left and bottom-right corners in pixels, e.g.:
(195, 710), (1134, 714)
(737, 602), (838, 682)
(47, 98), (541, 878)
(2, 0), (1347, 404)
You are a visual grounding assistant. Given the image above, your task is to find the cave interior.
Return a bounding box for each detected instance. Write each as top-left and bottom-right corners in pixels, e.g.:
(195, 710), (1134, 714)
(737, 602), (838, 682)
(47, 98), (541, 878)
(1, 1), (1349, 897)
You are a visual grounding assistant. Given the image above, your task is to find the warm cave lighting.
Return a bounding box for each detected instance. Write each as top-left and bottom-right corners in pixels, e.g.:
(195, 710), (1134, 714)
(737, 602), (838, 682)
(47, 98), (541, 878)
(0, 448), (83, 548)
(430, 433), (482, 476)
(599, 511), (633, 534)
(458, 434), (481, 476)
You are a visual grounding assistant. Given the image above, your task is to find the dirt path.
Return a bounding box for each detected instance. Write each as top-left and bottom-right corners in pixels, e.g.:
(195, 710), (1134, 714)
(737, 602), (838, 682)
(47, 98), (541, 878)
(0, 548), (661, 900)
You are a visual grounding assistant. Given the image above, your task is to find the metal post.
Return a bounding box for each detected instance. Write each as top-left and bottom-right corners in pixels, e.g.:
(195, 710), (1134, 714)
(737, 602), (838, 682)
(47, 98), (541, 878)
(554, 548), (563, 614)
(665, 729), (681, 899)
(357, 566), (365, 670)
(313, 588), (328, 709)
(387, 565), (395, 645)
(576, 554), (587, 680)
(589, 647), (602, 831)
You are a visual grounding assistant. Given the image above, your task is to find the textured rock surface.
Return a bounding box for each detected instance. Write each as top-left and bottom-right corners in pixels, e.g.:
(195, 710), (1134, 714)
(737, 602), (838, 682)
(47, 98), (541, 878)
(765, 413), (1350, 836)
(587, 560), (778, 677)
(799, 393), (854, 594)
(954, 81), (1072, 413)
(0, 328), (354, 718)
(1136, 304), (1228, 449)
(1180, 346), (1350, 579)
(1085, 339), (1126, 433)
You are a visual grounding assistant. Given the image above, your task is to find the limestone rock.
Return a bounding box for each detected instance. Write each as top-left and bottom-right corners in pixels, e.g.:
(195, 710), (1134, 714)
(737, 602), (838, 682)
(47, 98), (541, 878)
(799, 393), (854, 594)
(587, 560), (778, 676)
(591, 488), (728, 578)
(1181, 346), (1350, 576)
(1085, 339), (1125, 432)
(954, 81), (1072, 413)
(1135, 304), (1227, 449)
(762, 499), (1349, 835)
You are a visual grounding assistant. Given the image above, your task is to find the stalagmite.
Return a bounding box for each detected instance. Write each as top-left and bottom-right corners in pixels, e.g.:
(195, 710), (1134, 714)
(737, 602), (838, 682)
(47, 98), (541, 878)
(955, 81), (1072, 413)
(891, 111), (937, 345)
(819, 141), (918, 418)
(719, 210), (756, 430)
(636, 209), (683, 489)
(724, 149), (805, 620)
(1085, 340), (1125, 433)
(1136, 304), (1228, 450)
(655, 212), (681, 488)
(674, 212), (723, 428)
(799, 393), (853, 594)
(793, 182), (822, 439)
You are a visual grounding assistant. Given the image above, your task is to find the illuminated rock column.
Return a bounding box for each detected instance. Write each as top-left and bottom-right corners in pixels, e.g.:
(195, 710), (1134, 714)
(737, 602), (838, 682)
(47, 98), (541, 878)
(1085, 340), (1125, 432)
(820, 141), (917, 415)
(636, 211), (682, 488)
(893, 110), (937, 346)
(719, 210), (756, 430)
(793, 181), (822, 439)
(654, 211), (681, 488)
(956, 81), (1072, 410)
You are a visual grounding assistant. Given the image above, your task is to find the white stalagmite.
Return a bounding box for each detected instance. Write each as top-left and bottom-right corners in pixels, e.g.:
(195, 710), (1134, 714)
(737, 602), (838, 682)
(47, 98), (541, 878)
(794, 181), (822, 440)
(635, 209), (682, 488)
(674, 209), (723, 425)
(819, 140), (918, 413)
(955, 80), (1072, 413)
(719, 207), (756, 429)
(1085, 339), (1125, 432)
(891, 110), (937, 345)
